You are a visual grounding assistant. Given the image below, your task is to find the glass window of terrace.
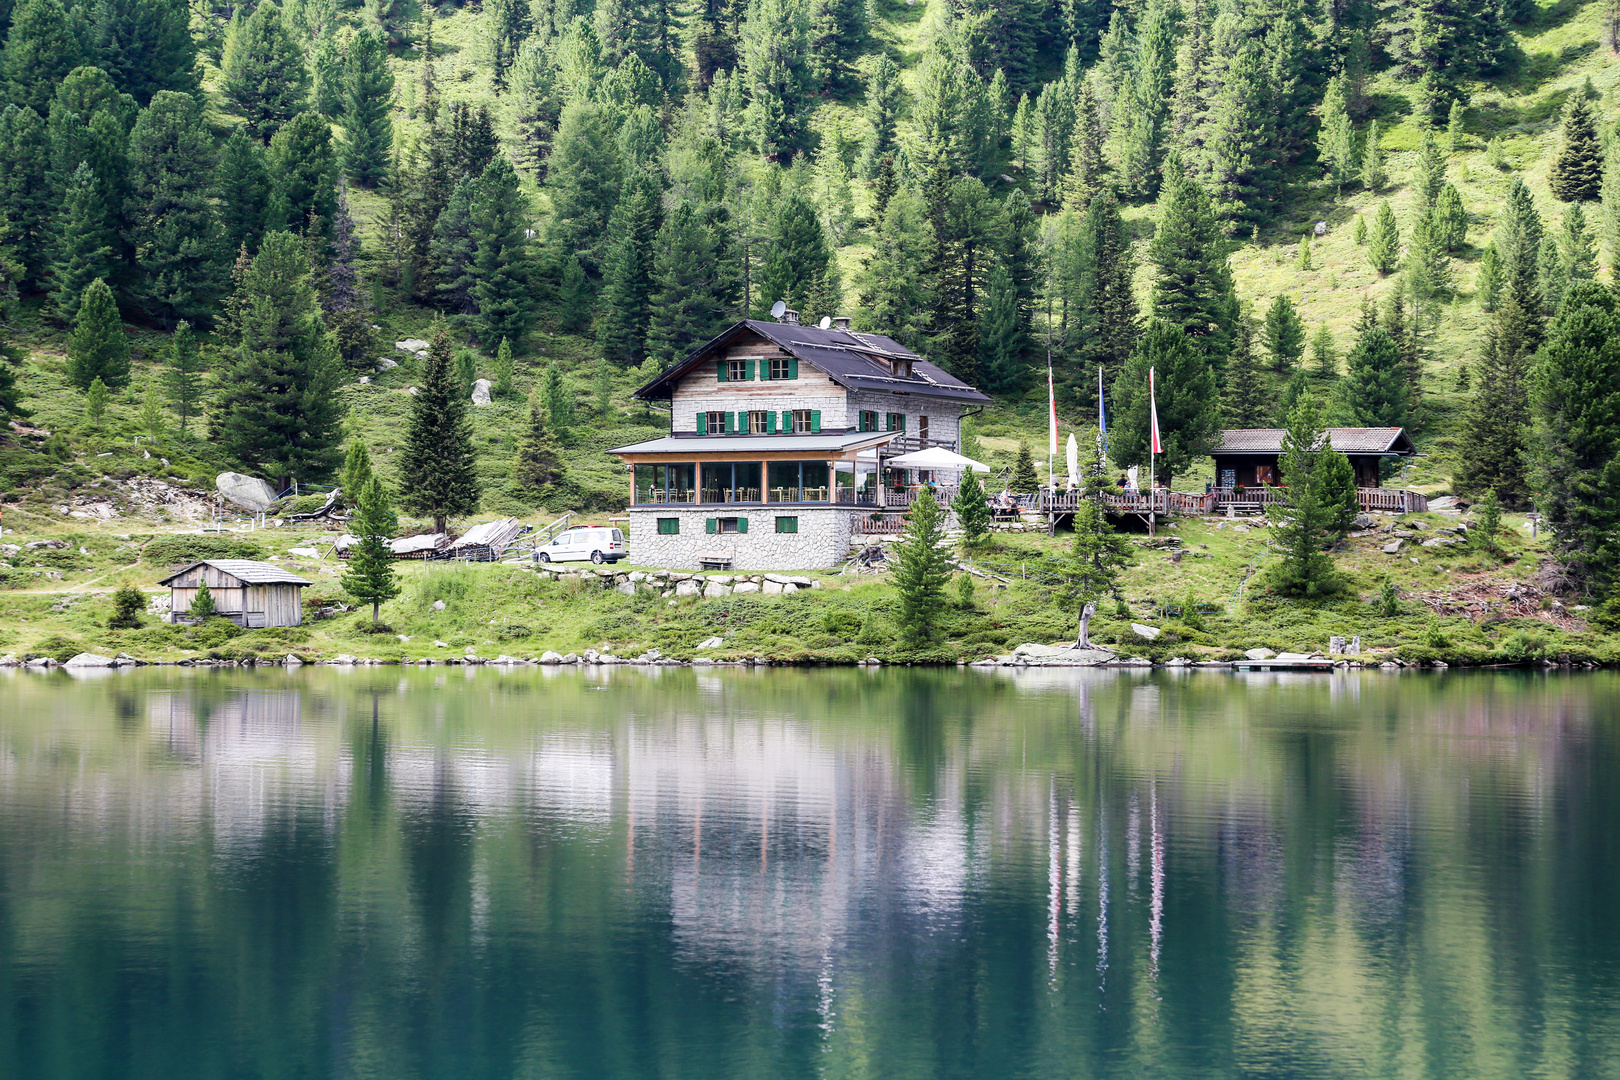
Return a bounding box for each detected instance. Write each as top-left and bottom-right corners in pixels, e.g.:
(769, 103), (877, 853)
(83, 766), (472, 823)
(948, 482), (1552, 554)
(701, 462), (761, 503)
(634, 463), (696, 503)
(767, 461), (831, 502)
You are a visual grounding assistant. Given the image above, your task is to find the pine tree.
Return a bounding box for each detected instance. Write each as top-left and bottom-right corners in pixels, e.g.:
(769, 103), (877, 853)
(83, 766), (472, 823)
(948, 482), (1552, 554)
(1, 0), (84, 115)
(739, 0), (813, 160)
(399, 323), (480, 532)
(513, 392), (565, 492)
(1337, 324), (1408, 429)
(1148, 164), (1238, 363)
(66, 278), (130, 389)
(217, 131), (270, 256)
(1368, 201), (1400, 275)
(46, 66), (136, 229)
(1360, 119), (1387, 190)
(595, 167), (662, 365)
(647, 201), (735, 364)
(952, 465), (990, 552)
(1201, 37), (1274, 229)
(221, 1), (310, 142)
(93, 0), (199, 105)
(758, 191), (839, 321)
(485, 0), (531, 90)
(1317, 75), (1356, 192)
(1267, 392), (1344, 598)
(127, 91), (224, 327)
(892, 486), (952, 643)
(267, 112), (338, 237)
(545, 99), (621, 272)
(164, 320), (204, 434)
(1529, 281), (1620, 590)
(1108, 320), (1221, 488)
(1310, 324), (1336, 379)
(0, 105), (51, 288)
(1011, 439), (1039, 492)
(1263, 294), (1306, 374)
(341, 30), (394, 186)
(310, 32), (343, 118)
(340, 476), (400, 623)
(212, 231), (345, 486)
(1549, 91), (1602, 203)
(1221, 317), (1269, 427)
(469, 155), (536, 350)
(51, 163), (116, 321)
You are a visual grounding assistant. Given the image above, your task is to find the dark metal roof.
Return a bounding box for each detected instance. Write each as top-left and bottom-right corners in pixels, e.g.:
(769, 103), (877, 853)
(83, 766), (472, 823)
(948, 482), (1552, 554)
(632, 320), (992, 405)
(608, 431), (897, 455)
(156, 559), (313, 586)
(1212, 428), (1415, 455)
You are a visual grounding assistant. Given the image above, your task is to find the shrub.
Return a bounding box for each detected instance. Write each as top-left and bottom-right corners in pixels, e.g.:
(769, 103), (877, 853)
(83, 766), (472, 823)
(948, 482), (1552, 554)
(144, 535), (265, 567)
(108, 585), (145, 629)
(28, 635), (84, 663)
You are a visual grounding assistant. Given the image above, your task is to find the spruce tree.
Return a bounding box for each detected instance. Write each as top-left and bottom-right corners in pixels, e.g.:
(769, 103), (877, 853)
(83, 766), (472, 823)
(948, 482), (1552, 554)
(1072, 189), (1140, 392)
(1262, 294), (1306, 374)
(1148, 164), (1238, 363)
(976, 263), (1022, 395)
(1220, 317), (1269, 427)
(758, 191), (839, 321)
(1063, 79), (1105, 210)
(1201, 37), (1274, 229)
(856, 184), (933, 349)
(341, 435), (373, 500)
(221, 1), (310, 142)
(1310, 324), (1336, 379)
(892, 486), (952, 643)
(340, 476), (400, 623)
(1368, 201), (1400, 275)
(92, 0), (199, 105)
(164, 320), (204, 434)
(1549, 91), (1602, 203)
(1268, 393), (1343, 598)
(595, 167), (662, 365)
(1337, 325), (1407, 429)
(217, 130), (270, 256)
(1, 0), (84, 115)
(1107, 320), (1220, 488)
(926, 174), (1000, 383)
(430, 178), (477, 317)
(399, 323), (481, 533)
(66, 277), (129, 389)
(1383, 293), (1426, 431)
(0, 105), (51, 288)
(127, 91), (224, 327)
(952, 465), (990, 552)
(541, 363), (571, 433)
(545, 99), (621, 272)
(1454, 293), (1539, 506)
(212, 231), (345, 486)
(1010, 439), (1039, 492)
(340, 30), (394, 186)
(1529, 281), (1620, 590)
(1359, 119), (1387, 190)
(513, 392), (565, 493)
(646, 201), (734, 364)
(51, 163), (116, 321)
(267, 112), (337, 236)
(469, 155), (536, 350)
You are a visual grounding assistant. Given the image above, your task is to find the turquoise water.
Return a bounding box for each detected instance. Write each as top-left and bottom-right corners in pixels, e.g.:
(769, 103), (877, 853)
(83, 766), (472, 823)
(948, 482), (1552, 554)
(1, 666), (1617, 1079)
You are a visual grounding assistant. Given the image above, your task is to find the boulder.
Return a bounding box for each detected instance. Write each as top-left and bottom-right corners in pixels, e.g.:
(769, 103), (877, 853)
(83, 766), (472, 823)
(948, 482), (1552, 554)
(732, 581), (760, 594)
(432, 599), (446, 611)
(1329, 636), (1346, 655)
(405, 386), (419, 396)
(697, 636), (723, 650)
(560, 653), (579, 664)
(762, 580), (785, 595)
(471, 378), (493, 406)
(674, 579), (702, 597)
(1130, 623), (1162, 640)
(703, 581), (732, 598)
(1354, 513), (1378, 529)
(376, 357), (399, 371)
(216, 471), (279, 511)
(65, 652), (117, 668)
(286, 654), (303, 666)
(26, 538), (68, 550)
(1382, 539), (1404, 554)
(329, 654), (359, 665)
(288, 547), (319, 558)
(540, 651), (563, 664)
(1008, 643), (1115, 666)
(395, 338), (430, 357)
(1244, 647), (1276, 660)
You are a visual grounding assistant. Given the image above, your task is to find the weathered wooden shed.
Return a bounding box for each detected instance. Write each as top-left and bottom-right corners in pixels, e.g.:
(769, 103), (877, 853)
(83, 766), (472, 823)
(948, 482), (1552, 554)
(157, 559), (312, 627)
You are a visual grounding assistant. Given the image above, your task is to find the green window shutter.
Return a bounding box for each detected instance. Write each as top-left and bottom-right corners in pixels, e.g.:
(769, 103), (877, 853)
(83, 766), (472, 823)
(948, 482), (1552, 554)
(737, 411), (747, 432)
(767, 411), (777, 433)
(746, 359), (755, 381)
(782, 410), (792, 431)
(706, 518), (717, 534)
(810, 410), (821, 433)
(722, 411), (733, 433)
(900, 414), (907, 431)
(788, 358), (798, 380)
(737, 517), (748, 534)
(716, 360), (728, 382)
(696, 411), (706, 433)
(776, 516), (797, 534)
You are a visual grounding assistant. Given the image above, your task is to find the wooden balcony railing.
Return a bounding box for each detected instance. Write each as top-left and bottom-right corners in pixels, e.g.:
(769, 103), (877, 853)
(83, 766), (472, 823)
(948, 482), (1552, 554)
(1039, 487), (1428, 515)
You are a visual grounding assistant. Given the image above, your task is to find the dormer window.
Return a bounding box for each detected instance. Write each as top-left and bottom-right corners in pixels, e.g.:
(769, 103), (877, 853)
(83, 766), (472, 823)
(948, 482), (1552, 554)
(892, 359), (912, 378)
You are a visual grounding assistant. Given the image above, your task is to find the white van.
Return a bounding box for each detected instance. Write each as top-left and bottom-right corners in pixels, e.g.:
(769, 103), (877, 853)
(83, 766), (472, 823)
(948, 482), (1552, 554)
(536, 526), (628, 564)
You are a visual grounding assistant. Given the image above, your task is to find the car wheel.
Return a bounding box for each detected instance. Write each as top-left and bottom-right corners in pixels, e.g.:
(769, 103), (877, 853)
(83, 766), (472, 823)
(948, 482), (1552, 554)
(591, 550), (605, 564)
(538, 552), (550, 563)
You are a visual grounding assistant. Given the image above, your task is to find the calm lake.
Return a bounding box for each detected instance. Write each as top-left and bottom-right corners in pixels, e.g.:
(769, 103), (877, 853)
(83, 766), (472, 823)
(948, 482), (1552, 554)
(1, 666), (1617, 1079)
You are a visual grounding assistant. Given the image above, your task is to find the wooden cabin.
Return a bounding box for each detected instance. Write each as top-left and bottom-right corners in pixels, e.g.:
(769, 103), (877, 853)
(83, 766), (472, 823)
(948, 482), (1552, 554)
(158, 559), (312, 627)
(1211, 428), (1416, 490)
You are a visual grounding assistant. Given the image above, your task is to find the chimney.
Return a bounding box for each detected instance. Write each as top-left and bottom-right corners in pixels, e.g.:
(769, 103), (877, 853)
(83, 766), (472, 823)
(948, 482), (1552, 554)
(832, 315), (851, 330)
(782, 308), (799, 326)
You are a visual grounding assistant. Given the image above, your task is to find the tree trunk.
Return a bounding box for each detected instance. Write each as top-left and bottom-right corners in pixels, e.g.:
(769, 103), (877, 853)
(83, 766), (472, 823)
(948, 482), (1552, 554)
(1074, 601), (1096, 649)
(372, 600), (380, 623)
(434, 513), (447, 534)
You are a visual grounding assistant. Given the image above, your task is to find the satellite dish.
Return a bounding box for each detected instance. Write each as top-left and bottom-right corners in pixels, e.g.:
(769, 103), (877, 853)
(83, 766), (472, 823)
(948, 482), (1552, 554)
(818, 315), (832, 330)
(770, 300), (787, 320)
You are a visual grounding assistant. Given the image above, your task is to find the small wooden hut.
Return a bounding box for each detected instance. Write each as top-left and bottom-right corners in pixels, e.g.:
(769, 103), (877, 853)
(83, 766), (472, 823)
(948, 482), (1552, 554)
(158, 559), (312, 627)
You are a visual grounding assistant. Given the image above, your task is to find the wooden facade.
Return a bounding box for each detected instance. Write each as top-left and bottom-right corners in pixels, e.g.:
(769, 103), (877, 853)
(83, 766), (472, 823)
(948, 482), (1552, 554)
(158, 560), (311, 627)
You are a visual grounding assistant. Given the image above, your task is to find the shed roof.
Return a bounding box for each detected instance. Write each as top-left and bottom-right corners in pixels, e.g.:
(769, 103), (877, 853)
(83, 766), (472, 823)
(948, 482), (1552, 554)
(1213, 428), (1415, 455)
(633, 320), (993, 405)
(156, 559), (313, 586)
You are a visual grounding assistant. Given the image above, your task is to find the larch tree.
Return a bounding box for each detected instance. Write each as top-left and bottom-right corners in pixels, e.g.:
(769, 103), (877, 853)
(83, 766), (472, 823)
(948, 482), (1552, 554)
(221, 0), (310, 142)
(399, 323), (481, 533)
(66, 277), (130, 389)
(127, 91), (224, 327)
(340, 30), (394, 186)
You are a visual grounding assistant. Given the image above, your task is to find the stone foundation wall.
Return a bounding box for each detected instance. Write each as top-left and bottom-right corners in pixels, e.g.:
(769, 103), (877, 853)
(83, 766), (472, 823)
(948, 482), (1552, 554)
(627, 507), (854, 569)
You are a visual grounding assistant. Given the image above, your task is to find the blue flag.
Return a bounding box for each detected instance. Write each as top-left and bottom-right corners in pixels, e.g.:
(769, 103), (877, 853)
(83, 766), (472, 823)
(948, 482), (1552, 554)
(1097, 367), (1108, 445)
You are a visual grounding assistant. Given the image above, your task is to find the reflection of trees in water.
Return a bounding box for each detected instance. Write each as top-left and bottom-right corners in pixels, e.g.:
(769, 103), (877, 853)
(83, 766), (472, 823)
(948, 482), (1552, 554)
(0, 669), (1618, 1077)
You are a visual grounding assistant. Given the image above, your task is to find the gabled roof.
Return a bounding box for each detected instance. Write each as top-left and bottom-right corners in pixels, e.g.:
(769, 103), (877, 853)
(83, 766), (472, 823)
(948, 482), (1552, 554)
(156, 559), (313, 586)
(608, 431), (897, 455)
(633, 320), (992, 405)
(1212, 428), (1415, 455)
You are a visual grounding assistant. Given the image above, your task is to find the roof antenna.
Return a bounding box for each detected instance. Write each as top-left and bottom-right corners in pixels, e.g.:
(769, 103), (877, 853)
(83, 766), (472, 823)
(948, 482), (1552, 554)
(818, 315), (832, 330)
(770, 300), (787, 321)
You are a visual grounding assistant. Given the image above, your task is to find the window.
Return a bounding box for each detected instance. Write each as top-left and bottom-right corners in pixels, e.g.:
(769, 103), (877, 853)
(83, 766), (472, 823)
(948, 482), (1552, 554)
(634, 463), (697, 504)
(728, 359), (749, 382)
(885, 412), (906, 432)
(918, 415), (929, 441)
(767, 461), (831, 502)
(705, 412), (726, 434)
(769, 357), (796, 380)
(791, 409), (820, 433)
(775, 516), (798, 534)
(656, 518), (680, 535)
(748, 410), (770, 434)
(700, 461), (761, 503)
(705, 517), (748, 534)
(859, 410), (877, 432)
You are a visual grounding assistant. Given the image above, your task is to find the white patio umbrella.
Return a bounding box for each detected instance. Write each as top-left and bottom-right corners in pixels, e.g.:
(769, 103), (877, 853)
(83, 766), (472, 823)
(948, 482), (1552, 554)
(883, 446), (990, 473)
(1065, 433), (1079, 489)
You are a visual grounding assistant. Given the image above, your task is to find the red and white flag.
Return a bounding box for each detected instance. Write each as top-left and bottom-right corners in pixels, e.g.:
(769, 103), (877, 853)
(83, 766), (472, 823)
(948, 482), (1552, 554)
(1149, 366), (1163, 456)
(1047, 363), (1059, 457)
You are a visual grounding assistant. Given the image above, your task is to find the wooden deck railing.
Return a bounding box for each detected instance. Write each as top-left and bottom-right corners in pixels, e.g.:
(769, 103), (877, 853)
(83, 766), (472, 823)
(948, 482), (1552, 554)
(1040, 487), (1428, 515)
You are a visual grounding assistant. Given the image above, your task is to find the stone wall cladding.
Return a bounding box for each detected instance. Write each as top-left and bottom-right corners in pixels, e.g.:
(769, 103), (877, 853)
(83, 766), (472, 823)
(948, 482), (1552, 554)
(628, 507), (854, 569)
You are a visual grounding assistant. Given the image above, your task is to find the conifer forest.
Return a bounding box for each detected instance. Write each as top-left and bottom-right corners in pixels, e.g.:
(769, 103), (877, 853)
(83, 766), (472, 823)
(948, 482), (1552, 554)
(5, 0), (1620, 633)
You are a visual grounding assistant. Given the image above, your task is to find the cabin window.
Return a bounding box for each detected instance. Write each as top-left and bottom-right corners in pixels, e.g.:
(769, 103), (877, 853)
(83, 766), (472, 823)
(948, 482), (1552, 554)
(775, 516), (798, 534)
(656, 518), (680, 535)
(634, 463), (697, 504)
(705, 412), (726, 434)
(705, 517), (747, 534)
(859, 410), (877, 432)
(886, 412), (906, 432)
(701, 461), (761, 503)
(727, 359), (749, 382)
(1256, 465), (1277, 486)
(918, 416), (929, 441)
(769, 357), (796, 380)
(791, 409), (820, 433)
(767, 461), (830, 502)
(748, 410), (770, 434)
